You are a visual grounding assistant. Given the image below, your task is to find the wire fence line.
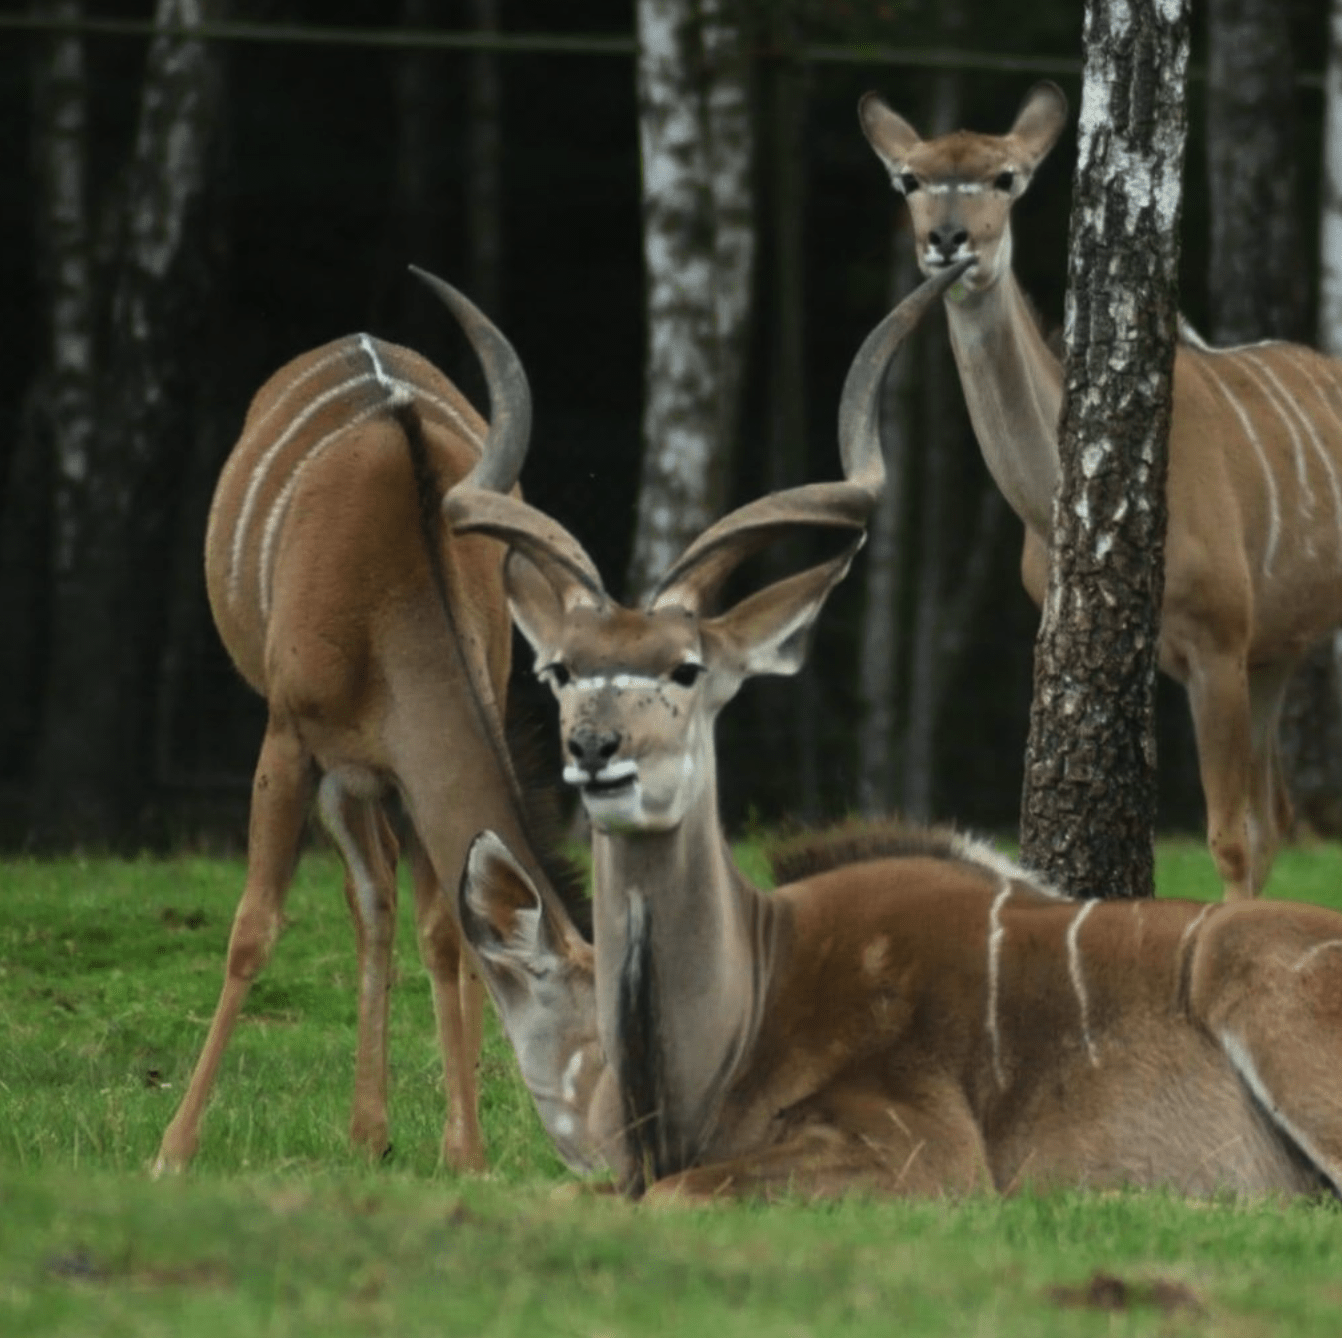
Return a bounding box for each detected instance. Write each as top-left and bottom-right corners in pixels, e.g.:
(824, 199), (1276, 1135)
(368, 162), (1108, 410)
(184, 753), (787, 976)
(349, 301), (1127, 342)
(0, 13), (1079, 76)
(0, 14), (1328, 90)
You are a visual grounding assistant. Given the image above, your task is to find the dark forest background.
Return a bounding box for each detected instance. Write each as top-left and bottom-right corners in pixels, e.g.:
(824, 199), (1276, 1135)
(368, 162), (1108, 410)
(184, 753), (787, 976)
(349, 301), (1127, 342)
(0, 1), (1333, 850)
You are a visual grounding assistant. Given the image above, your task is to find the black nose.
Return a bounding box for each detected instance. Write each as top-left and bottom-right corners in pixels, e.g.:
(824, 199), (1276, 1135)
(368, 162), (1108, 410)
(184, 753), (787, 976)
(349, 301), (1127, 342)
(568, 726), (621, 773)
(928, 226), (969, 260)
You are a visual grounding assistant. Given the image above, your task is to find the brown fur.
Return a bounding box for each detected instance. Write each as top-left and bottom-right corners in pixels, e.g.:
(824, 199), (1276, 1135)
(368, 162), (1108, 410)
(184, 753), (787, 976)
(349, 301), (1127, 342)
(155, 304), (575, 1177)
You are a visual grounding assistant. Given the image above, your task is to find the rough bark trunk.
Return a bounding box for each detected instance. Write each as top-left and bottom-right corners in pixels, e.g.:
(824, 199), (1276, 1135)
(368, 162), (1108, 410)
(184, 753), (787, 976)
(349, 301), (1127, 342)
(1206, 0), (1304, 343)
(1277, 0), (1342, 841)
(1019, 0), (1190, 899)
(626, 0), (755, 602)
(31, 0), (223, 844)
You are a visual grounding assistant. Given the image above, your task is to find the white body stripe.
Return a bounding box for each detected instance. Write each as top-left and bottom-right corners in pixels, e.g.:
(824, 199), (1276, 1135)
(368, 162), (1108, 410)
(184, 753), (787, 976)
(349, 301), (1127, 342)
(1065, 900), (1100, 1068)
(1221, 1030), (1341, 1197)
(1293, 938), (1342, 973)
(227, 335), (489, 616)
(1195, 358), (1281, 577)
(985, 881), (1012, 1090)
(1237, 355), (1316, 550)
(1179, 902), (1213, 948)
(228, 368), (382, 605)
(257, 401), (390, 618)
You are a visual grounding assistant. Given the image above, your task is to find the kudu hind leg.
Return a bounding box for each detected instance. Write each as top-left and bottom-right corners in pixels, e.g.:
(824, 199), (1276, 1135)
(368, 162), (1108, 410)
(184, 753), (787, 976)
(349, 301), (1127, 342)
(316, 777), (400, 1158)
(1187, 652), (1256, 900)
(1192, 907), (1342, 1196)
(409, 836), (486, 1172)
(1246, 663), (1295, 894)
(154, 720), (314, 1176)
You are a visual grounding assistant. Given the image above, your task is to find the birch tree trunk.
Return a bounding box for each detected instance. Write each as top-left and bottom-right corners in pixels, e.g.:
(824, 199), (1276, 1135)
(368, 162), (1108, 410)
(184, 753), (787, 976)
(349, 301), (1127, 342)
(1278, 0), (1342, 840)
(626, 0), (754, 601)
(32, 0), (223, 843)
(1206, 0), (1303, 343)
(0, 0), (94, 801)
(1019, 0), (1190, 899)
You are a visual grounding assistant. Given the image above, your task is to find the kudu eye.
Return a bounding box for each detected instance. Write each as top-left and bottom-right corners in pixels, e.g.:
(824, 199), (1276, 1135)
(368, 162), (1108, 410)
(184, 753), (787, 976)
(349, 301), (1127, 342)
(670, 662), (705, 689)
(994, 170), (1015, 192)
(898, 172), (920, 195)
(544, 662), (571, 688)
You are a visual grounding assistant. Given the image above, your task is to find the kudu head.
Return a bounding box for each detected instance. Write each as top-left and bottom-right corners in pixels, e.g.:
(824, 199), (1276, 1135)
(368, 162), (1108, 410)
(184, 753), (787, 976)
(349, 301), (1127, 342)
(443, 265), (969, 835)
(457, 831), (604, 1172)
(859, 82), (1068, 296)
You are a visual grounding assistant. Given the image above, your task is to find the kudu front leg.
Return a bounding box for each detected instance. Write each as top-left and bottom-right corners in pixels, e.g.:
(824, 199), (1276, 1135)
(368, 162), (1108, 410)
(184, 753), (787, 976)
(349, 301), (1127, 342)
(316, 777), (400, 1159)
(154, 719), (314, 1176)
(410, 836), (486, 1172)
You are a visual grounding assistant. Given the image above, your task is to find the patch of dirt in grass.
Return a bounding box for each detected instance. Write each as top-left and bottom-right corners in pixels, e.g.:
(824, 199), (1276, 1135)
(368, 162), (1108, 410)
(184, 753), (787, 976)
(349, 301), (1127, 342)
(1048, 1270), (1202, 1315)
(44, 1246), (231, 1291)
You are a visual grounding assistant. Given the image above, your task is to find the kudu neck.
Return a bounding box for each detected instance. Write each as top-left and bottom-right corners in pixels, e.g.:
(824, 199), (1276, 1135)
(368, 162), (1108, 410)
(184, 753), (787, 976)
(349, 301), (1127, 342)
(944, 265), (1063, 539)
(588, 770), (776, 1183)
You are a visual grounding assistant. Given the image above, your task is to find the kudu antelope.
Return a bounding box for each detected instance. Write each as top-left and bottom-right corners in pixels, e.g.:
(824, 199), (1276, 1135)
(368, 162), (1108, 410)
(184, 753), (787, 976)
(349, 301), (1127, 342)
(445, 266), (1342, 1203)
(859, 81), (1342, 902)
(153, 273), (574, 1176)
(461, 814), (1342, 1201)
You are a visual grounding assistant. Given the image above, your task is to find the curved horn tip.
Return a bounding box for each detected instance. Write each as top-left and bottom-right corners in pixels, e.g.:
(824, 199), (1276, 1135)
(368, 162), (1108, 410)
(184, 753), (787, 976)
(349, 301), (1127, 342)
(408, 265), (481, 323)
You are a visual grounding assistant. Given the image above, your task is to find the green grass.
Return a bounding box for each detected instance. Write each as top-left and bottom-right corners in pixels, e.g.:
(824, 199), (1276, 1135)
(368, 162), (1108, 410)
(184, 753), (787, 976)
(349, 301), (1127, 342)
(1, 838), (1341, 1336)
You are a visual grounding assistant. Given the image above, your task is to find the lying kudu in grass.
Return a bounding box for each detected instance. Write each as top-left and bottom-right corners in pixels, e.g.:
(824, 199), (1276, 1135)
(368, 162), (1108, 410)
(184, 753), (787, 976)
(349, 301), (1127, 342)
(154, 272), (577, 1176)
(859, 82), (1342, 902)
(448, 267), (1342, 1203)
(462, 796), (1342, 1202)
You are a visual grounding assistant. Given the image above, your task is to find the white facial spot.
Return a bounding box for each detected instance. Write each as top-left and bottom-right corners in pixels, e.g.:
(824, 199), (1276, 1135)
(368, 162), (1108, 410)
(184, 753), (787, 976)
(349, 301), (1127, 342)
(562, 1047), (587, 1103)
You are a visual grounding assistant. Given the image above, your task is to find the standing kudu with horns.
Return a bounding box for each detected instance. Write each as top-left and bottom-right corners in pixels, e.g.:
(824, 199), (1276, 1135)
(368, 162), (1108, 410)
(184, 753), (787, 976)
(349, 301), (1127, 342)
(859, 82), (1342, 902)
(445, 270), (1342, 1201)
(154, 272), (576, 1176)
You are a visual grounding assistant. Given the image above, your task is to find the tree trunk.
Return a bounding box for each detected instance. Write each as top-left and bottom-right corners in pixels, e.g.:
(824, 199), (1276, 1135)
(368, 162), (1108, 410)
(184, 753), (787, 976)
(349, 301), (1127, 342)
(856, 226), (916, 818)
(1206, 0), (1303, 344)
(31, 0), (223, 845)
(626, 0), (755, 602)
(1019, 0), (1190, 899)
(1276, 0), (1342, 842)
(0, 1), (92, 807)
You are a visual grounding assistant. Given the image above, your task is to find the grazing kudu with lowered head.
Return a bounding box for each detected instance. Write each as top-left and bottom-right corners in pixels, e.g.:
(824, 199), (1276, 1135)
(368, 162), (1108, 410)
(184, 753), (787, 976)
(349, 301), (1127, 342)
(859, 81), (1342, 901)
(447, 268), (1342, 1203)
(153, 273), (573, 1176)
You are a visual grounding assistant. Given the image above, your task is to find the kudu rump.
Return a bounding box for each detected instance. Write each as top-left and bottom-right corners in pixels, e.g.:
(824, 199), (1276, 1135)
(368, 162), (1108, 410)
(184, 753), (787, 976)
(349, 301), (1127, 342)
(860, 82), (1342, 903)
(451, 269), (1342, 1203)
(155, 274), (574, 1175)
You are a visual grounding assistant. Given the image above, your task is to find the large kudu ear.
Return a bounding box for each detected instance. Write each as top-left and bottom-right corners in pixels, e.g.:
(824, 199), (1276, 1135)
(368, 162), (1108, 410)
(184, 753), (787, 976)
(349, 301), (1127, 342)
(857, 92), (923, 179)
(648, 259), (971, 616)
(701, 540), (862, 685)
(458, 830), (560, 973)
(1007, 81), (1068, 171)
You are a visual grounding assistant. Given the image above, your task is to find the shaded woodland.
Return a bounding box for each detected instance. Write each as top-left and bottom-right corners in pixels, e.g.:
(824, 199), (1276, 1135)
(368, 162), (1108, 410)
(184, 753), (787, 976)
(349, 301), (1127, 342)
(0, 0), (1336, 849)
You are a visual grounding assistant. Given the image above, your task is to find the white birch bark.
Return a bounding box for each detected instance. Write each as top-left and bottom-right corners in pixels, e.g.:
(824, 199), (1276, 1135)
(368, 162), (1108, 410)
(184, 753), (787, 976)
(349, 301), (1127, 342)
(627, 0), (754, 601)
(1322, 0), (1342, 357)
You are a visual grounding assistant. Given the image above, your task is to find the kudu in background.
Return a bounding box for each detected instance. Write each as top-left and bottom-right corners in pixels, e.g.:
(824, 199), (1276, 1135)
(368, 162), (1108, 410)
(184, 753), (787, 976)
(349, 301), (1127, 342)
(860, 81), (1342, 902)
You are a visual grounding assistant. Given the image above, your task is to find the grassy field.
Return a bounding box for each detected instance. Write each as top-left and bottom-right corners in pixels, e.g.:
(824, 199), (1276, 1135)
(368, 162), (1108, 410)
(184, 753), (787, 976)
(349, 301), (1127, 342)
(1, 835), (1340, 1336)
